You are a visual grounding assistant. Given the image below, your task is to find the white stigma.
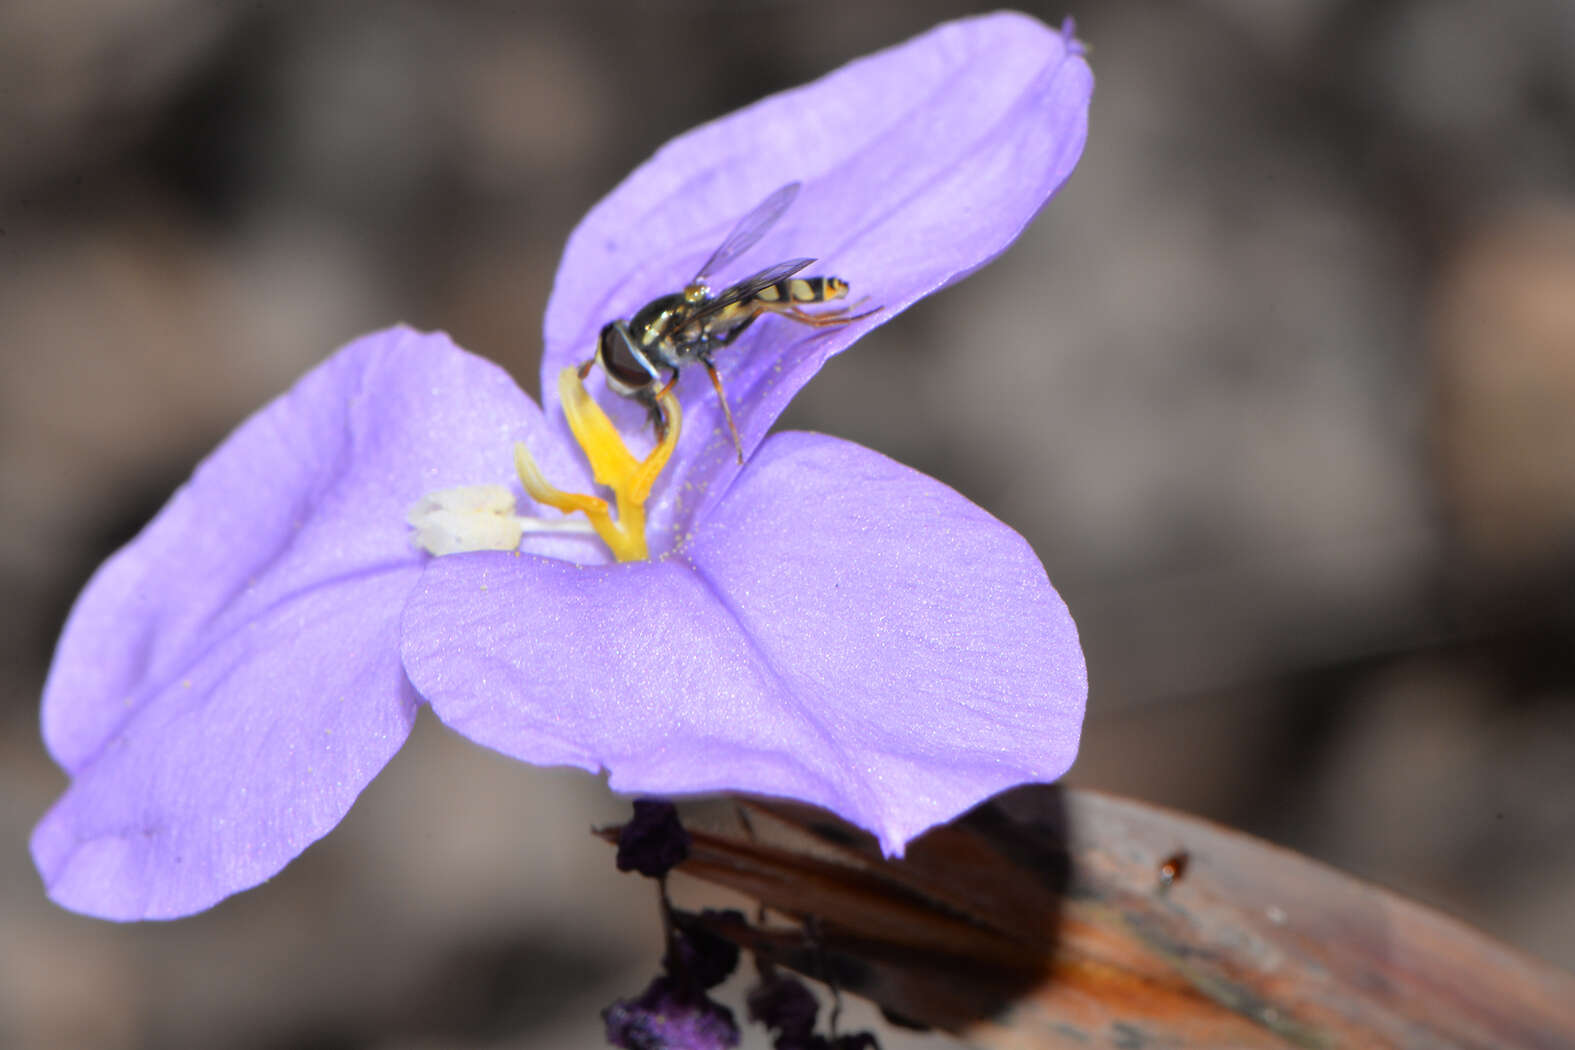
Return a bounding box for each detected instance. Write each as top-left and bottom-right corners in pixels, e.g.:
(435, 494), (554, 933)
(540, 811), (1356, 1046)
(407, 484), (593, 556)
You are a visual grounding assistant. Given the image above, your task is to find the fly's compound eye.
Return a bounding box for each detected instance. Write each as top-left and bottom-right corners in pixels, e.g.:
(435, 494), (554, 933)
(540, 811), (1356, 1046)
(599, 323), (658, 396)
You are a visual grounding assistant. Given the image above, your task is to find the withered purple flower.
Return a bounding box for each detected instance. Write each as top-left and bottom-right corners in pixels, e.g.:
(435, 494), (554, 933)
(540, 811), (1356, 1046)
(604, 976), (740, 1050)
(33, 11), (1092, 920)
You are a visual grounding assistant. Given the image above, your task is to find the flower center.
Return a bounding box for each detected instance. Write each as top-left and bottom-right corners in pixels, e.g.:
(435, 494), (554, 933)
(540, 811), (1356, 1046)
(408, 368), (680, 562)
(512, 367), (682, 563)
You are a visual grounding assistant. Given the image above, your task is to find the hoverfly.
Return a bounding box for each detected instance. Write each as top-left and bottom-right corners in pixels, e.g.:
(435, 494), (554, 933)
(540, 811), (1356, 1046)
(585, 182), (876, 462)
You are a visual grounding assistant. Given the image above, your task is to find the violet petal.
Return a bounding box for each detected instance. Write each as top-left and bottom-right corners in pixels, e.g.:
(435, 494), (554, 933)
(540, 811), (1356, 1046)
(32, 328), (572, 918)
(404, 432), (1085, 854)
(542, 12), (1091, 543)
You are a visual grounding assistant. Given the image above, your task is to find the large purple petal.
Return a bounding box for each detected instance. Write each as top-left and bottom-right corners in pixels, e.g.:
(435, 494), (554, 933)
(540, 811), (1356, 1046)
(542, 12), (1092, 543)
(33, 327), (578, 919)
(403, 432), (1085, 853)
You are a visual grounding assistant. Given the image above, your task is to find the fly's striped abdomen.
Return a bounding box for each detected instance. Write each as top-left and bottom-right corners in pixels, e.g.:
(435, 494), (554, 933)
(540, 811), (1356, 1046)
(754, 275), (850, 305)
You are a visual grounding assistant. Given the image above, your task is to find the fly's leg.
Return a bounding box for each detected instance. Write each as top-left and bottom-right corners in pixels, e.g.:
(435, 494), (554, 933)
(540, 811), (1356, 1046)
(641, 368), (682, 444)
(703, 356), (746, 464)
(759, 301), (882, 327)
(656, 368), (681, 399)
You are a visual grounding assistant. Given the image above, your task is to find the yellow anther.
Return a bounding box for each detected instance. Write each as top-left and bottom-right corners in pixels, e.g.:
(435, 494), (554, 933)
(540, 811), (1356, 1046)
(513, 368), (681, 562)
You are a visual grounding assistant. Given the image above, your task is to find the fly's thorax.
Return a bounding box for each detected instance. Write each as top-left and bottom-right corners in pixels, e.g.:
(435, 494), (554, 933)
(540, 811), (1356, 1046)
(628, 294), (689, 345)
(625, 292), (694, 370)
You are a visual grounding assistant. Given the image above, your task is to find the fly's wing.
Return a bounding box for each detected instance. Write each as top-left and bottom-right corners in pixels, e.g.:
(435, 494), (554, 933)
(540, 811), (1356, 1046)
(690, 258), (816, 323)
(600, 787), (1575, 1049)
(693, 182), (801, 285)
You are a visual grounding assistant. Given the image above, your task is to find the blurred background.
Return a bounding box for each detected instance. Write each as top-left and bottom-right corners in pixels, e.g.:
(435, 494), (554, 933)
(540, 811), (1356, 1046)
(3, 1), (1574, 1047)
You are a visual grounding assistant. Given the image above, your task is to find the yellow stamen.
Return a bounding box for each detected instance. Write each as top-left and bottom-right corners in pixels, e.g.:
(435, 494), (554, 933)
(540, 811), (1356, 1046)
(513, 368), (681, 562)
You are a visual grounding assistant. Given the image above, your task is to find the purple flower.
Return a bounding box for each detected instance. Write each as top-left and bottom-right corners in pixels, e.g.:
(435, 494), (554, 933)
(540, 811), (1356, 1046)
(747, 974), (821, 1041)
(604, 976), (740, 1050)
(33, 11), (1092, 920)
(616, 798), (692, 878)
